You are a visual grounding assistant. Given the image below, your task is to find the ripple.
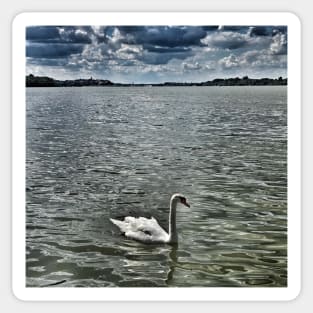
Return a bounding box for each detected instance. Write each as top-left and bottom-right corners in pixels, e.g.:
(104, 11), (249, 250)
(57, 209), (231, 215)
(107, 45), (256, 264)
(26, 86), (287, 287)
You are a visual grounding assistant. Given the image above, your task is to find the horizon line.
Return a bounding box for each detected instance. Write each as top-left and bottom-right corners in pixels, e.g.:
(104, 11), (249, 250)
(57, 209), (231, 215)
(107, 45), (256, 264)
(26, 73), (288, 85)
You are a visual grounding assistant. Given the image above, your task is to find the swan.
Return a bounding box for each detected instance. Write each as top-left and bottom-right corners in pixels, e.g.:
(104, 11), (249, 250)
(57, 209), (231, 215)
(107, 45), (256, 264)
(110, 193), (190, 244)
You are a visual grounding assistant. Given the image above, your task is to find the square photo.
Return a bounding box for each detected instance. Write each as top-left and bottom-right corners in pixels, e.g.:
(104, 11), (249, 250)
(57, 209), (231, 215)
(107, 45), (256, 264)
(12, 12), (301, 301)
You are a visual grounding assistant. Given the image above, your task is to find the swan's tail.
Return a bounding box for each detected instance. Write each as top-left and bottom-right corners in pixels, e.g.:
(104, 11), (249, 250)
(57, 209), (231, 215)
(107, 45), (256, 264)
(110, 218), (130, 234)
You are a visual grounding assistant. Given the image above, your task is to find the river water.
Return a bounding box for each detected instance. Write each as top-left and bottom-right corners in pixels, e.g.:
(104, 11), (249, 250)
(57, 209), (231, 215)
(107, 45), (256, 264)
(26, 86), (287, 287)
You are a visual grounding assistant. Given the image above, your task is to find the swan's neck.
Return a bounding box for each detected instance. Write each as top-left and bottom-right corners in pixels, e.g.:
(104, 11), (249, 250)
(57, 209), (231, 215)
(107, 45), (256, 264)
(168, 198), (178, 243)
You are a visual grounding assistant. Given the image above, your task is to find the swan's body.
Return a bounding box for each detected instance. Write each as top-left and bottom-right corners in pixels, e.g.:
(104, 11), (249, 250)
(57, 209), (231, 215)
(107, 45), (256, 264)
(110, 193), (190, 244)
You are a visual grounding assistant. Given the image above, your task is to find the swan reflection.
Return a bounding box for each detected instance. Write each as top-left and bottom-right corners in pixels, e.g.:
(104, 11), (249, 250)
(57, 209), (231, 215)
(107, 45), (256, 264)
(165, 244), (178, 286)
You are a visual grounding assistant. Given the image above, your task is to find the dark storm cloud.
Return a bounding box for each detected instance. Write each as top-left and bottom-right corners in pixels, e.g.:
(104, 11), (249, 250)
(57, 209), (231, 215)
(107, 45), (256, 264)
(26, 26), (93, 44)
(218, 26), (249, 32)
(26, 43), (85, 59)
(272, 26), (287, 35)
(26, 26), (92, 60)
(117, 26), (145, 34)
(26, 26), (60, 42)
(249, 26), (270, 37)
(201, 26), (219, 31)
(117, 26), (207, 48)
(249, 26), (287, 37)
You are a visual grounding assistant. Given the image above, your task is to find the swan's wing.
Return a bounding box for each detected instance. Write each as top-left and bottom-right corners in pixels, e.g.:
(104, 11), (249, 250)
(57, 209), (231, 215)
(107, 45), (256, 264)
(135, 217), (169, 239)
(110, 216), (169, 243)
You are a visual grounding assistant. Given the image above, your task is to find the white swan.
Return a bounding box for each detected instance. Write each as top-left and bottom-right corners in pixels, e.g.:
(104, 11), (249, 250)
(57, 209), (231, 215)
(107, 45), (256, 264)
(110, 193), (190, 244)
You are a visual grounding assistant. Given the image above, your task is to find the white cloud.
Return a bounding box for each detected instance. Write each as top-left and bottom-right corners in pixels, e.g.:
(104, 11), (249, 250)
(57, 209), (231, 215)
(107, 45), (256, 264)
(201, 29), (273, 53)
(116, 44), (143, 60)
(218, 54), (240, 69)
(269, 33), (287, 55)
(182, 61), (201, 71)
(201, 31), (249, 50)
(110, 27), (123, 44)
(218, 48), (287, 71)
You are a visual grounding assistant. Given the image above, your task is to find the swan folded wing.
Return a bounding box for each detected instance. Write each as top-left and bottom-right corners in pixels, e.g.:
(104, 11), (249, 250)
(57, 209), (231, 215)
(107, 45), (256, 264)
(110, 216), (169, 243)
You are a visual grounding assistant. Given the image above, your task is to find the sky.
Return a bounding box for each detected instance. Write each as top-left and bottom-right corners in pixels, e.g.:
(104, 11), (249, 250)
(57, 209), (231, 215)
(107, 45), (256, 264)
(26, 25), (287, 83)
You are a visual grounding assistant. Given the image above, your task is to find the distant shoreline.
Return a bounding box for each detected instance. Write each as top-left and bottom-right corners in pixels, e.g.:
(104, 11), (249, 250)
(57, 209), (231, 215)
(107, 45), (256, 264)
(26, 74), (287, 88)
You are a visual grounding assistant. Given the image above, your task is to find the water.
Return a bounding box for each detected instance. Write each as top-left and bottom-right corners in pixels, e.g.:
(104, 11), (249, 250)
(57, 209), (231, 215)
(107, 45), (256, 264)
(26, 86), (287, 287)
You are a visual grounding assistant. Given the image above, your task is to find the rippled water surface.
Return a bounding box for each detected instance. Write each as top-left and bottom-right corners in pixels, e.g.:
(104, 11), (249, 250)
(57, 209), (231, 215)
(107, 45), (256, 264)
(26, 86), (287, 287)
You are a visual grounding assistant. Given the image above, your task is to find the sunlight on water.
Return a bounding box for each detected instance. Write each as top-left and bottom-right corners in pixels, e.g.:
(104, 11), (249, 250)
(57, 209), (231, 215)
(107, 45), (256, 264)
(26, 86), (287, 287)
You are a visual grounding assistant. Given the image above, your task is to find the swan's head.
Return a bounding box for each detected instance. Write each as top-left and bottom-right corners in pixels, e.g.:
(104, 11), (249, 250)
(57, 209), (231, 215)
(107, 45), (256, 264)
(171, 193), (190, 208)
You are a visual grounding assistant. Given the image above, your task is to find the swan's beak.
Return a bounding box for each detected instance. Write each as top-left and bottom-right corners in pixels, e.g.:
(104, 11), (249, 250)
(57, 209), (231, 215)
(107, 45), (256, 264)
(185, 201), (190, 208)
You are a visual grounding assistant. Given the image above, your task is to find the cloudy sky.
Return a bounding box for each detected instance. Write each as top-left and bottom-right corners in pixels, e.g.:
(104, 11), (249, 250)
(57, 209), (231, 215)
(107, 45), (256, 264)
(26, 25), (287, 83)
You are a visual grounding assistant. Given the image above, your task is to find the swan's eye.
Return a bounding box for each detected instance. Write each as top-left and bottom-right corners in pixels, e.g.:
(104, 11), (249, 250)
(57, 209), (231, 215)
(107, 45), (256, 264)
(179, 196), (190, 208)
(180, 197), (186, 204)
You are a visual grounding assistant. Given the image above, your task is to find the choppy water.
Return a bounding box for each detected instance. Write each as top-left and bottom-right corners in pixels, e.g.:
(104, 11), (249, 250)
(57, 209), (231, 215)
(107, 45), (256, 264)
(26, 86), (287, 287)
